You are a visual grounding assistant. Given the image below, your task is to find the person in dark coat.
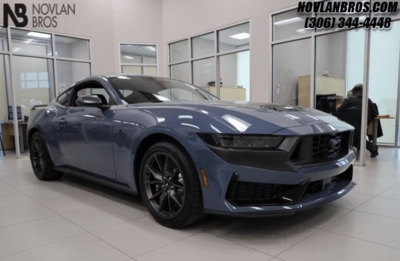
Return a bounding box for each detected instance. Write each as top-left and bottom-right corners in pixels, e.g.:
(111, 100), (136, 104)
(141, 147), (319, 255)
(336, 84), (381, 157)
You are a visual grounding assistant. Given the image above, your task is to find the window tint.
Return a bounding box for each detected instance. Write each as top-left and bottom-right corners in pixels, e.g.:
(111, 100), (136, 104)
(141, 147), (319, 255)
(108, 76), (218, 104)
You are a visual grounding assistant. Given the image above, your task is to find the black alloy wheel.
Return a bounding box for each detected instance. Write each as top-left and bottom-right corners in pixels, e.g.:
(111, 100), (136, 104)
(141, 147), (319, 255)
(29, 132), (63, 181)
(140, 141), (203, 228)
(143, 152), (185, 219)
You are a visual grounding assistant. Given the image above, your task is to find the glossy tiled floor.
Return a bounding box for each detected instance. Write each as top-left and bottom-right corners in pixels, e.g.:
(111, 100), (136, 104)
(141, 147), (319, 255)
(0, 148), (399, 261)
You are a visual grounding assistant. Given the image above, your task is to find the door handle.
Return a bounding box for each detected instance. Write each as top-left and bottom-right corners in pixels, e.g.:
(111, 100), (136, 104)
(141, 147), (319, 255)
(59, 118), (67, 126)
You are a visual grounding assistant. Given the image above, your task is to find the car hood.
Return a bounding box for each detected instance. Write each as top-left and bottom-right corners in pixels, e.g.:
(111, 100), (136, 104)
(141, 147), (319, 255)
(127, 100), (354, 135)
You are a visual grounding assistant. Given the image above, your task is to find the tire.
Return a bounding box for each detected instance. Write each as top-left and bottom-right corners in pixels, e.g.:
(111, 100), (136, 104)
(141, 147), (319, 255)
(139, 141), (203, 228)
(29, 132), (63, 181)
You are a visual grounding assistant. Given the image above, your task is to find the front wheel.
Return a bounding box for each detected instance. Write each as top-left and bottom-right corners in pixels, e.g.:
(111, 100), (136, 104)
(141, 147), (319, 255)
(29, 132), (63, 181)
(139, 141), (203, 228)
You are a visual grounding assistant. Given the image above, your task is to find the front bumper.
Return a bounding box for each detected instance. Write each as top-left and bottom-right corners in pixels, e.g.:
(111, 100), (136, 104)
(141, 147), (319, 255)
(206, 178), (355, 217)
(200, 150), (356, 216)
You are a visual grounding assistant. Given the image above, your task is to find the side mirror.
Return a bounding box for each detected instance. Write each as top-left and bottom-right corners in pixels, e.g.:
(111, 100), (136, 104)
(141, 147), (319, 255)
(76, 95), (104, 108)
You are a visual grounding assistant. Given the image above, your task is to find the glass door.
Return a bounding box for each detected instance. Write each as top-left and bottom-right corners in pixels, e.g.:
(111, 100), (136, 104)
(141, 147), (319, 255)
(369, 21), (400, 146)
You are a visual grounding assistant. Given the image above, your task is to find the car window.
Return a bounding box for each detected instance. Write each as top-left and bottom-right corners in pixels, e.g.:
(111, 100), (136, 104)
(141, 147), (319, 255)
(72, 84), (112, 107)
(56, 90), (72, 107)
(108, 76), (219, 104)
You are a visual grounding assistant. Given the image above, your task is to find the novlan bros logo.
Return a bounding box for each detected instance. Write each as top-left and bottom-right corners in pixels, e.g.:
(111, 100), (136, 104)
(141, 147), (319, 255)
(3, 3), (75, 28)
(3, 4), (28, 27)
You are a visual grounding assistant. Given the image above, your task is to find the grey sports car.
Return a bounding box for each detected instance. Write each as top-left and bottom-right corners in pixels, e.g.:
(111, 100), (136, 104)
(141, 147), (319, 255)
(28, 75), (356, 228)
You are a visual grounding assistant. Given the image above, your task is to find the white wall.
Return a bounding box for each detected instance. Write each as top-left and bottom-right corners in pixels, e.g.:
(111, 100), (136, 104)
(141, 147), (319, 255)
(161, 0), (300, 102)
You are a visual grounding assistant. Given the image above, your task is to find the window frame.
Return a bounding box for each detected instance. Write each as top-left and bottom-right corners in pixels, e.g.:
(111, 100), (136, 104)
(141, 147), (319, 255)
(167, 20), (251, 100)
(70, 81), (117, 107)
(119, 43), (158, 76)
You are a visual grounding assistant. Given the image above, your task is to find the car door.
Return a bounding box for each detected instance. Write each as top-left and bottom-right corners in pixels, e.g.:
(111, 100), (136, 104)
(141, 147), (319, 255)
(54, 82), (116, 179)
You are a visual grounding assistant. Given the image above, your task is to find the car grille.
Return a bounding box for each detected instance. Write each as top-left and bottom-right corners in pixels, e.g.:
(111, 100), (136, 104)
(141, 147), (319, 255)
(312, 132), (344, 161)
(290, 131), (352, 166)
(228, 181), (283, 205)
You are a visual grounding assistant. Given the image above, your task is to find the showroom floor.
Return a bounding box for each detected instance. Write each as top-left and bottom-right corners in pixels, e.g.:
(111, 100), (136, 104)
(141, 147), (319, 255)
(0, 148), (399, 261)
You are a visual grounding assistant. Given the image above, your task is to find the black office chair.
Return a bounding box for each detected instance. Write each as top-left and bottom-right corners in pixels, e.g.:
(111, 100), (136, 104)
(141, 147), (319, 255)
(334, 108), (362, 150)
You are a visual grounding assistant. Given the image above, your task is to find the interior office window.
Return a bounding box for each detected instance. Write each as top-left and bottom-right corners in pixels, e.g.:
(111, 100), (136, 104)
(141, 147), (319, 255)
(120, 44), (157, 76)
(218, 23), (250, 53)
(11, 29), (52, 57)
(272, 9), (312, 41)
(0, 27), (9, 52)
(219, 51), (250, 101)
(273, 39), (311, 106)
(170, 40), (189, 63)
(168, 22), (250, 99)
(57, 61), (91, 92)
(193, 58), (216, 96)
(369, 21), (399, 145)
(12, 56), (54, 117)
(171, 63), (191, 83)
(55, 35), (90, 61)
(20, 72), (49, 89)
(192, 33), (214, 59)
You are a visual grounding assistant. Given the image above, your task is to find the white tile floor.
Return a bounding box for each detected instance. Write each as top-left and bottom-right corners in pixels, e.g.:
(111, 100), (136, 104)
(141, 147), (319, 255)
(0, 148), (399, 261)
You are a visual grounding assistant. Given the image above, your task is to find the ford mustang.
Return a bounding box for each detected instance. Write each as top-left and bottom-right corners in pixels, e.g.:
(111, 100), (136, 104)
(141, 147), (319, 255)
(28, 75), (356, 228)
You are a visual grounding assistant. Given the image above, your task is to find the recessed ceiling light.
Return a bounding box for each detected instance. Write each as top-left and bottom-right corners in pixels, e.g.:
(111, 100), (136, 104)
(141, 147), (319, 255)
(229, 33), (250, 40)
(146, 46), (156, 51)
(25, 39), (33, 44)
(13, 47), (20, 52)
(27, 32), (51, 38)
(274, 17), (303, 26)
(124, 56), (134, 59)
(296, 28), (313, 33)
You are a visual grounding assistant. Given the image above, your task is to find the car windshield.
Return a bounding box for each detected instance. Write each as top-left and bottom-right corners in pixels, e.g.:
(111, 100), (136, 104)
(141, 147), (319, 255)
(108, 75), (219, 104)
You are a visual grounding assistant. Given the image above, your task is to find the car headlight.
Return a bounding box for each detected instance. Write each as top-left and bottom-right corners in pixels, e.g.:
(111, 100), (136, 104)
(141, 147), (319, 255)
(198, 133), (284, 149)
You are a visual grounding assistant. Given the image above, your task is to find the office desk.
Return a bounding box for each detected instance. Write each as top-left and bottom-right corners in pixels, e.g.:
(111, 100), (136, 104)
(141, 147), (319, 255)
(370, 116), (394, 148)
(1, 122), (28, 153)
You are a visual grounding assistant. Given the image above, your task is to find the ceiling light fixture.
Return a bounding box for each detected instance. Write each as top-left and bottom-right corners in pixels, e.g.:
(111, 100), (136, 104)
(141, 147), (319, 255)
(13, 47), (20, 52)
(296, 28), (313, 33)
(146, 46), (156, 51)
(274, 17), (303, 26)
(27, 32), (51, 38)
(229, 33), (250, 40)
(124, 56), (134, 59)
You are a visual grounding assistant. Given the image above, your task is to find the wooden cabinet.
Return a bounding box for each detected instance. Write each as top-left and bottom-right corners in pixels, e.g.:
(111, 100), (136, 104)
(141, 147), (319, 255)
(298, 76), (345, 107)
(203, 86), (246, 101)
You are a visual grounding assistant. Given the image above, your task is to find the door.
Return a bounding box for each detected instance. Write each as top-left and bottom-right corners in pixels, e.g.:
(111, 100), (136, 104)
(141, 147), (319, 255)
(55, 83), (116, 179)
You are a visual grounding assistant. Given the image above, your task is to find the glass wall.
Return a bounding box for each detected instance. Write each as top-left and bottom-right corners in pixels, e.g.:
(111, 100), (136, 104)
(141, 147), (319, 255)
(273, 39), (311, 106)
(12, 57), (54, 119)
(271, 2), (400, 164)
(369, 21), (400, 145)
(55, 35), (90, 60)
(11, 29), (52, 56)
(57, 61), (91, 92)
(170, 63), (191, 83)
(0, 28), (92, 158)
(168, 22), (251, 101)
(273, 9), (312, 41)
(120, 44), (158, 76)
